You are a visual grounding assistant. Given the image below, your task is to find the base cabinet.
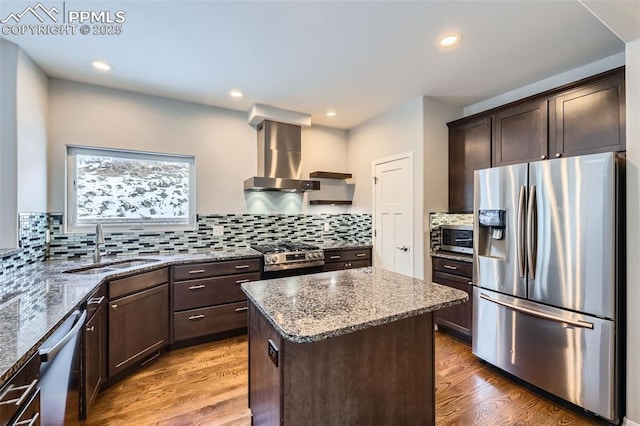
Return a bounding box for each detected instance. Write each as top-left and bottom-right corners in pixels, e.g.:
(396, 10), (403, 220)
(432, 257), (473, 341)
(82, 285), (106, 419)
(107, 270), (169, 377)
(322, 248), (371, 271)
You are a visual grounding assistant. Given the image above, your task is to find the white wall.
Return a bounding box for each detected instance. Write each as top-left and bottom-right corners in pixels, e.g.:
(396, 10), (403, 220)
(347, 97), (424, 278)
(47, 79), (349, 215)
(625, 37), (640, 426)
(16, 49), (48, 213)
(0, 40), (19, 248)
(423, 97), (463, 278)
(463, 52), (625, 116)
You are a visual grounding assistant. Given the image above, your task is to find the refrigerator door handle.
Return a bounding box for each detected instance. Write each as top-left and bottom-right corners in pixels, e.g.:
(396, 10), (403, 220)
(479, 293), (594, 329)
(517, 186), (526, 278)
(526, 185), (537, 280)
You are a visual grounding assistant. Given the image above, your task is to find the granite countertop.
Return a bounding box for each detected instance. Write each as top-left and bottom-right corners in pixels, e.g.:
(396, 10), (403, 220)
(319, 242), (373, 251)
(431, 251), (473, 263)
(0, 248), (261, 384)
(241, 267), (468, 344)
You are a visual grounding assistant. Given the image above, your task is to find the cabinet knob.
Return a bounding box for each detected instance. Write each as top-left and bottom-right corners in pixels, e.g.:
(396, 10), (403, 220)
(540, 155), (547, 160)
(86, 326), (95, 332)
(111, 304), (118, 310)
(555, 152), (561, 158)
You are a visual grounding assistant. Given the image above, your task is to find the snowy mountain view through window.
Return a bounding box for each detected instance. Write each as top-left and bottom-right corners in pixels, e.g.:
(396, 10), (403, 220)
(66, 146), (196, 232)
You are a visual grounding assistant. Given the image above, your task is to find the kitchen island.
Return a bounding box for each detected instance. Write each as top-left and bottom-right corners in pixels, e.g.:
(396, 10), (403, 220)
(241, 267), (468, 426)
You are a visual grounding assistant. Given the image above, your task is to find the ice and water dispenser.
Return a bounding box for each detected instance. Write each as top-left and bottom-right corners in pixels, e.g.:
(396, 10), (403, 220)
(476, 209), (507, 258)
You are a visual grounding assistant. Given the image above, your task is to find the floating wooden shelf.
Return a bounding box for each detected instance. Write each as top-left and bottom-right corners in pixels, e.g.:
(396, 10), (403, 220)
(309, 200), (352, 206)
(309, 171), (353, 180)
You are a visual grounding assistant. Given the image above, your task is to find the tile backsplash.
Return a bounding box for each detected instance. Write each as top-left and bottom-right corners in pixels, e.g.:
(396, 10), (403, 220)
(48, 213), (372, 260)
(0, 213), (48, 280)
(429, 212), (473, 252)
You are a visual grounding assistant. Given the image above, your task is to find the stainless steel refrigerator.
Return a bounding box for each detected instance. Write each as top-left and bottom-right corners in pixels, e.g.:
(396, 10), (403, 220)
(472, 151), (625, 423)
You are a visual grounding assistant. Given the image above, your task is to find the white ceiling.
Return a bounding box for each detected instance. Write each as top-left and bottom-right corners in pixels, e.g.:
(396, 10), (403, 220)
(0, 1), (627, 129)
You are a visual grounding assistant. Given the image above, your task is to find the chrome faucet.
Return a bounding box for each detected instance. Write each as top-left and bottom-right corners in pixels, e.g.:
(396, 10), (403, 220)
(93, 223), (106, 263)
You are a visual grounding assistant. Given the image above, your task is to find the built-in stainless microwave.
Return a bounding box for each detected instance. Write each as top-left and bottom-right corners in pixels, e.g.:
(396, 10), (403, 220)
(440, 224), (473, 254)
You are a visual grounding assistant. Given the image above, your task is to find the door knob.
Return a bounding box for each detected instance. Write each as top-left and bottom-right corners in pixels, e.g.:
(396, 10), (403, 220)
(540, 155), (547, 160)
(555, 152), (562, 158)
(396, 246), (409, 252)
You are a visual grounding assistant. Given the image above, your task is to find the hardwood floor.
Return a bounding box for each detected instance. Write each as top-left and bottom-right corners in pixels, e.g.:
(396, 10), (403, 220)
(86, 332), (605, 425)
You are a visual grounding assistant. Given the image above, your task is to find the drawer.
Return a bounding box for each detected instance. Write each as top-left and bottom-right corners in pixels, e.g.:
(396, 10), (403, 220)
(173, 272), (260, 311)
(0, 352), (39, 424)
(324, 248), (371, 263)
(86, 284), (106, 321)
(432, 257), (472, 278)
(173, 301), (248, 341)
(173, 258), (261, 281)
(322, 259), (372, 272)
(109, 268), (168, 299)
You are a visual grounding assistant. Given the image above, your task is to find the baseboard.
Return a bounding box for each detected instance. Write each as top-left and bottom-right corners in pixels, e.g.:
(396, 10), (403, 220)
(625, 417), (640, 426)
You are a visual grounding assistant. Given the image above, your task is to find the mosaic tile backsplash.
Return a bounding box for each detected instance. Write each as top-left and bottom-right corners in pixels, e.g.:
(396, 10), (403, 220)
(48, 213), (372, 260)
(429, 212), (473, 252)
(0, 213), (48, 281)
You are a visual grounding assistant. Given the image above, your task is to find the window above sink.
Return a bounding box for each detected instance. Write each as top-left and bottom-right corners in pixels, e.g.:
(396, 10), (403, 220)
(65, 146), (196, 233)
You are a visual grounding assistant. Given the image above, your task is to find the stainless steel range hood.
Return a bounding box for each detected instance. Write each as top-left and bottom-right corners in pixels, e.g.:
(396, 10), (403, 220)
(244, 120), (320, 192)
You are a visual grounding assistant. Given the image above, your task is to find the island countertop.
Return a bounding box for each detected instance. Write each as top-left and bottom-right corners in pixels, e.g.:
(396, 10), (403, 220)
(241, 267), (468, 343)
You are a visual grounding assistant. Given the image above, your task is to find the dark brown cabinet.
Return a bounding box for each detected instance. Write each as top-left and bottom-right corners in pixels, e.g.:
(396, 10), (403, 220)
(82, 285), (106, 419)
(432, 257), (473, 341)
(493, 100), (548, 167)
(551, 75), (625, 158)
(107, 268), (169, 377)
(322, 248), (371, 271)
(0, 352), (39, 425)
(171, 259), (261, 343)
(448, 117), (491, 213)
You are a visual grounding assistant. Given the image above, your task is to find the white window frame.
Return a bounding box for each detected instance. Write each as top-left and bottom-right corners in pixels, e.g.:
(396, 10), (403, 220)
(65, 145), (196, 233)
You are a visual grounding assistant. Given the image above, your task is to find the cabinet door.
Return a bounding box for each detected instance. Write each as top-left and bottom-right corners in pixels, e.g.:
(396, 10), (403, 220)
(433, 271), (473, 337)
(108, 284), (169, 377)
(83, 303), (105, 418)
(551, 76), (625, 158)
(493, 100), (548, 167)
(448, 117), (491, 213)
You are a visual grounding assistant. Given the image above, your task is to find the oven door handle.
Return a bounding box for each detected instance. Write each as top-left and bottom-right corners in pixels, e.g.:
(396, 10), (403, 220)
(39, 310), (87, 363)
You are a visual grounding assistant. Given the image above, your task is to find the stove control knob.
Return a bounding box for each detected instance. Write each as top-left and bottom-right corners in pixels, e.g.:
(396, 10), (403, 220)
(270, 256), (278, 264)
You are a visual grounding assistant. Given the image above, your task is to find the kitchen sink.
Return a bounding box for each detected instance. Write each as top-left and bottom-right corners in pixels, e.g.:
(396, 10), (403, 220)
(64, 259), (159, 274)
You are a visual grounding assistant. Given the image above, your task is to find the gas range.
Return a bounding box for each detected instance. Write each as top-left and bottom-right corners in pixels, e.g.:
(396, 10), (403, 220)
(251, 242), (324, 272)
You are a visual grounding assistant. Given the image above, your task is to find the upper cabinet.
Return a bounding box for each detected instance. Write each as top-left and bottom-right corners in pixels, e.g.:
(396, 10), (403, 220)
(447, 67), (625, 214)
(448, 117), (491, 213)
(492, 100), (548, 166)
(551, 74), (625, 158)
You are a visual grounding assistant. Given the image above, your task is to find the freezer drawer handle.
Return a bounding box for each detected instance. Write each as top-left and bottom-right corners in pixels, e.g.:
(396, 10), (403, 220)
(479, 293), (594, 329)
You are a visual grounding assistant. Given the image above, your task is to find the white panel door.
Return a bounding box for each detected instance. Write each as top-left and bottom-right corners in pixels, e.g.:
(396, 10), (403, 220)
(373, 155), (412, 276)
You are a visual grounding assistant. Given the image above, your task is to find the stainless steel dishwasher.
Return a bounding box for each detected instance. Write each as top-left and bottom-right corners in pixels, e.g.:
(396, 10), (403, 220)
(38, 310), (86, 425)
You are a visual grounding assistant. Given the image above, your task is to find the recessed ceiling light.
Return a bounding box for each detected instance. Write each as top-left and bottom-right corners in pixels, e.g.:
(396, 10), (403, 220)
(326, 111), (337, 117)
(91, 60), (113, 71)
(438, 33), (463, 48)
(230, 90), (244, 98)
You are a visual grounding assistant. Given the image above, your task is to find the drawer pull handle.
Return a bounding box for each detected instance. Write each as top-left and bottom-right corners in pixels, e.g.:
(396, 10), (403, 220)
(443, 265), (458, 270)
(0, 379), (38, 406)
(188, 314), (205, 321)
(235, 306), (249, 313)
(88, 296), (105, 305)
(188, 269), (206, 274)
(86, 326), (95, 332)
(355, 253), (367, 257)
(330, 255), (341, 260)
(235, 265), (250, 269)
(235, 279), (251, 284)
(346, 263), (352, 268)
(15, 411), (39, 426)
(188, 284), (206, 290)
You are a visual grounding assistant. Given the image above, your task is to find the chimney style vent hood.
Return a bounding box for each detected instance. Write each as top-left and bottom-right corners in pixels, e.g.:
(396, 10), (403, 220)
(243, 119), (320, 192)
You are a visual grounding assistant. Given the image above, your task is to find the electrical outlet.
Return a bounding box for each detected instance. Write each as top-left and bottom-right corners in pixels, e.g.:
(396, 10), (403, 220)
(45, 229), (51, 243)
(212, 225), (224, 236)
(323, 221), (331, 232)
